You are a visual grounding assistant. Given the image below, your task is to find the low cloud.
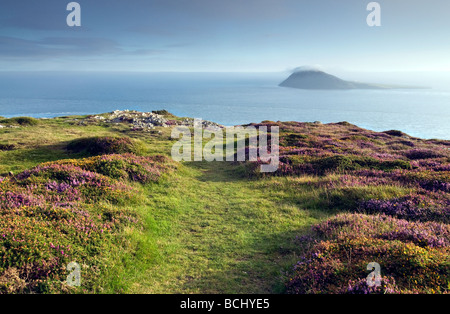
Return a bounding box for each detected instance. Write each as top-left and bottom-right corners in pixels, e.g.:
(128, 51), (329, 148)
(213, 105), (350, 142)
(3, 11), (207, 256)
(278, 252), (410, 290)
(0, 35), (163, 59)
(292, 65), (325, 73)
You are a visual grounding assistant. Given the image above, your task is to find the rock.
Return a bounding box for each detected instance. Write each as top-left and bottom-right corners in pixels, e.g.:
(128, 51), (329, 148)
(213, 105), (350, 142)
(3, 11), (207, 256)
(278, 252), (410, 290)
(102, 110), (170, 130)
(179, 117), (223, 129)
(78, 110), (224, 131)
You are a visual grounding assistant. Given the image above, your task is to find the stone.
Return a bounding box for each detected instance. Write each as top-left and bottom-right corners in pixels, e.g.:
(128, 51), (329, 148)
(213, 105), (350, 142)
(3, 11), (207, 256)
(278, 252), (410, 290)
(78, 110), (224, 131)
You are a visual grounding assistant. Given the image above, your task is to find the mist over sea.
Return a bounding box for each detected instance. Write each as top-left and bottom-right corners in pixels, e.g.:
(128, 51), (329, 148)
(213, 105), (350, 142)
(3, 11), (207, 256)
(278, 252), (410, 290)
(0, 71), (449, 140)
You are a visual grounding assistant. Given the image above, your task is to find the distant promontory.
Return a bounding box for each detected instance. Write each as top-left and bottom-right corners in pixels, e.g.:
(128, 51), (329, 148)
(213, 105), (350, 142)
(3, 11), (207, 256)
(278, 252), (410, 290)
(279, 68), (420, 90)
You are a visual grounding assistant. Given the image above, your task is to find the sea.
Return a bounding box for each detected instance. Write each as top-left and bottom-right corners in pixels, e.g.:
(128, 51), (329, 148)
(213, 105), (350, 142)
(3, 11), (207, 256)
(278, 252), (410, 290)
(0, 71), (449, 140)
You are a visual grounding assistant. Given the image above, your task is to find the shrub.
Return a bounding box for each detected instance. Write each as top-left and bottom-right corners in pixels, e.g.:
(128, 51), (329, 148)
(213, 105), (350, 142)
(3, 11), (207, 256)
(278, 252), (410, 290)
(400, 171), (450, 192)
(88, 154), (170, 183)
(0, 117), (39, 126)
(281, 133), (308, 147)
(39, 153), (172, 184)
(405, 149), (445, 160)
(383, 130), (405, 137)
(0, 144), (15, 151)
(67, 136), (145, 156)
(152, 110), (174, 117)
(381, 159), (412, 170)
(311, 155), (357, 174)
(310, 155), (411, 175)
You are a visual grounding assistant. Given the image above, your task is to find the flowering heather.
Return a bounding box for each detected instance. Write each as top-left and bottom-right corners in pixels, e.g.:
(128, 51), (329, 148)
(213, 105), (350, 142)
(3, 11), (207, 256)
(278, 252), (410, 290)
(318, 174), (397, 188)
(345, 276), (398, 294)
(313, 213), (450, 248)
(244, 121), (449, 178)
(411, 158), (450, 171)
(238, 122), (450, 293)
(0, 153), (172, 293)
(165, 120), (178, 126)
(33, 153), (172, 184)
(358, 193), (450, 223)
(10, 163), (132, 206)
(348, 168), (450, 193)
(287, 214), (450, 294)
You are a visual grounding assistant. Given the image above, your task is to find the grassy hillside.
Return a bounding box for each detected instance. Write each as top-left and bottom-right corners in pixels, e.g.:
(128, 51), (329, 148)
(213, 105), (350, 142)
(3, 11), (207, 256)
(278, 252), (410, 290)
(0, 112), (448, 294)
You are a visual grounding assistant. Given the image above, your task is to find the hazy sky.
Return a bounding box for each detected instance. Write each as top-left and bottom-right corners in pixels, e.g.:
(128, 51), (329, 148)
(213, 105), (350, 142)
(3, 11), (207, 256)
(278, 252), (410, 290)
(1, 0), (449, 72)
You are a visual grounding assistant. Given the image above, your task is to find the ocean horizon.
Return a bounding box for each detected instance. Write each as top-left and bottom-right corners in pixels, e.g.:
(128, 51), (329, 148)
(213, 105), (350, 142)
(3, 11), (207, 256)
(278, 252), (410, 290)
(1, 71), (449, 140)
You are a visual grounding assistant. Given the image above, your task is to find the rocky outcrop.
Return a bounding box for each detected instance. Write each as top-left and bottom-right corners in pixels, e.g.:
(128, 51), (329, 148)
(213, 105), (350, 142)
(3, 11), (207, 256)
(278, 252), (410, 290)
(77, 110), (223, 130)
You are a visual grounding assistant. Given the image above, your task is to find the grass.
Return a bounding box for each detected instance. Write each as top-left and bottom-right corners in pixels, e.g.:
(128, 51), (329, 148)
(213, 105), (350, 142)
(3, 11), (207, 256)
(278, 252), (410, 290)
(0, 116), (329, 293)
(118, 162), (327, 294)
(0, 113), (448, 294)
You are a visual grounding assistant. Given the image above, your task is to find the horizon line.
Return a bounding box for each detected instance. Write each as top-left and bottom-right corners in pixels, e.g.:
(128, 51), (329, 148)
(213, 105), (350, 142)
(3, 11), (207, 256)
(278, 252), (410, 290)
(1, 69), (450, 74)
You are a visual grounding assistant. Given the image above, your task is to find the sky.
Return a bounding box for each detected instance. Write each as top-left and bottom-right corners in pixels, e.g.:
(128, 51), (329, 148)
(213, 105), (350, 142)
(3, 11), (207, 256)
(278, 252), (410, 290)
(1, 0), (450, 73)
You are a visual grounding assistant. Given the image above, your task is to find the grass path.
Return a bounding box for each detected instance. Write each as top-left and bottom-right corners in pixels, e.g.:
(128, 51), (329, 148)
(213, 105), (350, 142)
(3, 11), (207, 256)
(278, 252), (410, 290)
(123, 161), (329, 294)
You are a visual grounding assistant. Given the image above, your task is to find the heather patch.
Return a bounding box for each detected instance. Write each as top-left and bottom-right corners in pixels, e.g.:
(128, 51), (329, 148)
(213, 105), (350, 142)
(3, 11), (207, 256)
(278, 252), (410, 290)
(358, 192), (450, 223)
(46, 154), (172, 183)
(243, 121), (449, 178)
(287, 214), (450, 294)
(0, 153), (172, 293)
(405, 149), (446, 160)
(256, 122), (450, 294)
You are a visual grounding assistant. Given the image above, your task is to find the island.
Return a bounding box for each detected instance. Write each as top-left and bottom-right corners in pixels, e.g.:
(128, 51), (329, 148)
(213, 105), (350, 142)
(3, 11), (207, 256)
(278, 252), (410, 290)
(279, 68), (422, 90)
